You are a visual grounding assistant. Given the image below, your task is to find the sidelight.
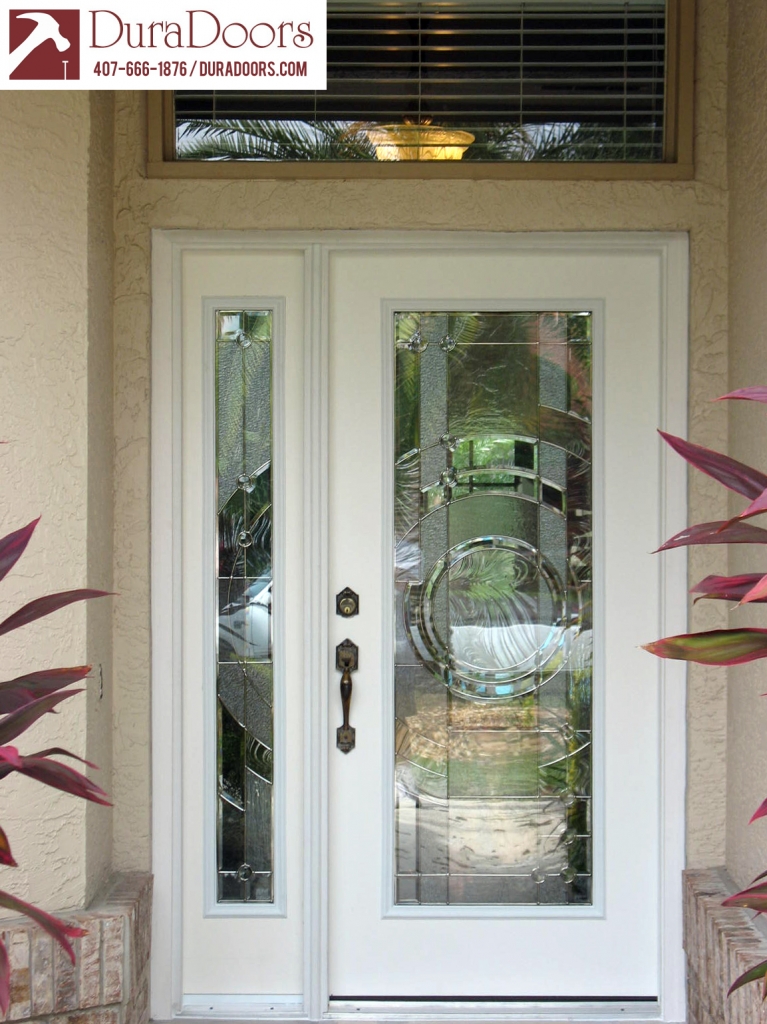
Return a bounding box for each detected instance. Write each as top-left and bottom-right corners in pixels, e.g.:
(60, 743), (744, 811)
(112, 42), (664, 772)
(215, 309), (275, 903)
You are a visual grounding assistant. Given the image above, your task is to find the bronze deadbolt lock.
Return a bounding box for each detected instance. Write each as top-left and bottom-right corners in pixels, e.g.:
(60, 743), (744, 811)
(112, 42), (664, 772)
(336, 587), (359, 618)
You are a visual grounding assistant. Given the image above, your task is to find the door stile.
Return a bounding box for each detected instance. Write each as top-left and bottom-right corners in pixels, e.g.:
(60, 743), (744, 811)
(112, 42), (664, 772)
(303, 243), (331, 1019)
(378, 294), (395, 923)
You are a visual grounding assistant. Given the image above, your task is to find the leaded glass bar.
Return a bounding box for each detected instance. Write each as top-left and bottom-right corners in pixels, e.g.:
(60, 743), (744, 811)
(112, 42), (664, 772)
(216, 309), (274, 903)
(394, 311), (593, 906)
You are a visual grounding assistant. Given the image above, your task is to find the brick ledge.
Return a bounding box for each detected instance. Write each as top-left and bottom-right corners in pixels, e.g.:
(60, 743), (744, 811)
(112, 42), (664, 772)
(0, 873), (152, 1024)
(4, 869), (765, 1024)
(685, 868), (767, 1023)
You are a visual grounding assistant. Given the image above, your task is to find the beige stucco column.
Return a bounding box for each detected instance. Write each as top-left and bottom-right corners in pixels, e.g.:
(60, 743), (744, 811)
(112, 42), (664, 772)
(0, 91), (114, 909)
(726, 0), (767, 892)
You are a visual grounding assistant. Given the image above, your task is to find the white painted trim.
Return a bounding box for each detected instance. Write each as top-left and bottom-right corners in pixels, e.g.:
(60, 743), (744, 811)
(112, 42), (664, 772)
(303, 244), (330, 1020)
(161, 1007), (681, 1024)
(590, 296), (607, 932)
(200, 297), (288, 919)
(180, 995), (304, 1019)
(379, 298), (395, 918)
(150, 231), (688, 254)
(151, 230), (184, 1022)
(151, 230), (688, 1024)
(165, 1019), (306, 1024)
(325, 1001), (668, 1023)
(379, 298), (607, 922)
(655, 235), (689, 1024)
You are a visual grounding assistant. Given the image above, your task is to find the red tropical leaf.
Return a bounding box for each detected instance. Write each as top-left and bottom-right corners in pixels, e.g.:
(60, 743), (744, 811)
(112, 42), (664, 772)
(642, 629), (767, 666)
(0, 747), (24, 771)
(16, 757), (110, 806)
(0, 890), (85, 963)
(0, 746), (108, 805)
(657, 520), (767, 552)
(659, 431), (767, 498)
(728, 957), (767, 998)
(0, 826), (16, 868)
(4, 668), (90, 688)
(720, 485), (767, 531)
(741, 572), (767, 606)
(28, 747), (98, 769)
(0, 519), (39, 584)
(691, 574), (767, 603)
(718, 387), (767, 404)
(0, 690), (82, 746)
(0, 938), (8, 1016)
(0, 667), (91, 714)
(723, 882), (767, 914)
(0, 590), (111, 639)
(750, 797), (767, 825)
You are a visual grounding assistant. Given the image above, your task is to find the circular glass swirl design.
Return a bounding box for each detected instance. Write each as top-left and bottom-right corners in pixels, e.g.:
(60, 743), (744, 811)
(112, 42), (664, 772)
(405, 536), (571, 700)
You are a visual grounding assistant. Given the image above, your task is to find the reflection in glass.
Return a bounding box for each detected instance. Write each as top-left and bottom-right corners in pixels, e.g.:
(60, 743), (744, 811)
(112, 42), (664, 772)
(216, 309), (274, 902)
(394, 311), (593, 906)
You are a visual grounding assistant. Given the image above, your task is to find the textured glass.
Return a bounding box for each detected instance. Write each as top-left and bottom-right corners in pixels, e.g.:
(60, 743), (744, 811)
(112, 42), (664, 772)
(394, 311), (593, 906)
(216, 309), (274, 903)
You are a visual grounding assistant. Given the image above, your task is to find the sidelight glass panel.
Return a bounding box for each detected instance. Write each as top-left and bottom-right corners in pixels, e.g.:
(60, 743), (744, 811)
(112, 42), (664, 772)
(216, 309), (274, 903)
(394, 311), (593, 906)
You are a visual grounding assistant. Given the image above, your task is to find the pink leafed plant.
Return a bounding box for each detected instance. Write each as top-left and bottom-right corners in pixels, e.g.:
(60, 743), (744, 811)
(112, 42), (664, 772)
(643, 385), (767, 998)
(0, 517), (111, 1013)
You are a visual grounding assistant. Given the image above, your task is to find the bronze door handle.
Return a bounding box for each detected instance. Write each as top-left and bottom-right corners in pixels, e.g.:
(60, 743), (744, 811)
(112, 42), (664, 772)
(336, 638), (358, 753)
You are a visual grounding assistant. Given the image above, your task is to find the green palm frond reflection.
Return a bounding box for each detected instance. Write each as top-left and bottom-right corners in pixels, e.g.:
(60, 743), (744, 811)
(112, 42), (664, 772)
(177, 119), (660, 164)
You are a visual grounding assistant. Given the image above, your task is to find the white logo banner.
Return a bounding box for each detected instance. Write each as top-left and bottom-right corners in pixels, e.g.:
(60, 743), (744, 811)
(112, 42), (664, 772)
(2, 1), (327, 88)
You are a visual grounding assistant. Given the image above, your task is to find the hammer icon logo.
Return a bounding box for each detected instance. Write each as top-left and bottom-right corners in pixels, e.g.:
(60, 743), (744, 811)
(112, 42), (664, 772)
(9, 9), (80, 80)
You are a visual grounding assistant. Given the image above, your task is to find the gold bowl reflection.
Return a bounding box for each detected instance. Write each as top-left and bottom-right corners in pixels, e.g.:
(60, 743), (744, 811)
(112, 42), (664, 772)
(367, 124), (475, 161)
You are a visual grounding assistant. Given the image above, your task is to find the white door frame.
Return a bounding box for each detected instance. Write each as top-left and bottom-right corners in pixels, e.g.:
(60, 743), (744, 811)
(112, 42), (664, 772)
(150, 230), (689, 1024)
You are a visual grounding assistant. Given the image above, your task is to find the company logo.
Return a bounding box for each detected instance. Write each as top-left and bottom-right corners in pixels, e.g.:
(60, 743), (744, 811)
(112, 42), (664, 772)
(9, 9), (80, 80)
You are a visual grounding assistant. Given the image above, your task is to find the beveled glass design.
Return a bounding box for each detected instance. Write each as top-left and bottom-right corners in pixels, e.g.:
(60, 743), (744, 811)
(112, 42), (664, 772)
(394, 311), (593, 906)
(216, 309), (274, 903)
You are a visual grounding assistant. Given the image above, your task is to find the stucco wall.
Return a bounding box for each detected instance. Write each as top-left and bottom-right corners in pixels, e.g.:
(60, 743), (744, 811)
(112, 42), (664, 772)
(111, 0), (730, 876)
(85, 92), (116, 904)
(0, 92), (114, 909)
(725, 0), (767, 891)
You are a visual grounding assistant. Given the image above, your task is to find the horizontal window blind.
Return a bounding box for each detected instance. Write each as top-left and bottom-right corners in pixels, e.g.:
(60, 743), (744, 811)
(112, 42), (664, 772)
(175, 1), (667, 163)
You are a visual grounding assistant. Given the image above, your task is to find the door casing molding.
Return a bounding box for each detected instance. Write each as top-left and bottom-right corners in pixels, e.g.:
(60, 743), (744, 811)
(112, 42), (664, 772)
(150, 230), (689, 1024)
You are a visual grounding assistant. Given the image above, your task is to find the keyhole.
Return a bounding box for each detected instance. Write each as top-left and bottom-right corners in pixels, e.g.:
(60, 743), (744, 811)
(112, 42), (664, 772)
(336, 588), (359, 618)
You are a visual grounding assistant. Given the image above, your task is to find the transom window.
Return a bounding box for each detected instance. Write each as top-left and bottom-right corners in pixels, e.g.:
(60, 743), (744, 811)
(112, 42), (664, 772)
(147, 0), (694, 177)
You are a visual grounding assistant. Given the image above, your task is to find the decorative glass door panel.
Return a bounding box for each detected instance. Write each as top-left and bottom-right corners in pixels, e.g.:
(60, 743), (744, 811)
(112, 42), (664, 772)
(393, 311), (593, 907)
(327, 245), (677, 1002)
(216, 309), (275, 903)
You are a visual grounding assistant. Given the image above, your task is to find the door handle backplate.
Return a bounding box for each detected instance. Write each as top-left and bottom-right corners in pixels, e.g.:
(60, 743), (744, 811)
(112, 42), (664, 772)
(336, 638), (358, 754)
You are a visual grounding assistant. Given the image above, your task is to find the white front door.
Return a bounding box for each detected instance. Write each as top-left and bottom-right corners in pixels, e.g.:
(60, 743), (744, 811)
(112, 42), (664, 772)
(151, 232), (688, 1022)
